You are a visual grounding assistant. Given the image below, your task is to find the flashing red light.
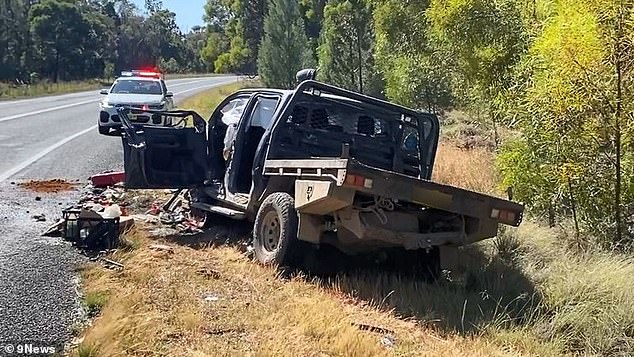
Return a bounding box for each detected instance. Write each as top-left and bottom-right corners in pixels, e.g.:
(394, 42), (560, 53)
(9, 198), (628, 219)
(138, 71), (160, 77)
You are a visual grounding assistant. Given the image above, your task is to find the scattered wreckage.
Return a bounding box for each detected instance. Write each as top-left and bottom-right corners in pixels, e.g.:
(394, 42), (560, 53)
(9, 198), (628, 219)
(101, 69), (525, 277)
(42, 172), (201, 252)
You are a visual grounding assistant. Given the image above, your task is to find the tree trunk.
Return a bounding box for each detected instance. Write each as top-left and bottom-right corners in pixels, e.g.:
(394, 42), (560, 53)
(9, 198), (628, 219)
(568, 178), (581, 250)
(356, 23), (363, 94)
(614, 5), (624, 246)
(54, 49), (59, 83)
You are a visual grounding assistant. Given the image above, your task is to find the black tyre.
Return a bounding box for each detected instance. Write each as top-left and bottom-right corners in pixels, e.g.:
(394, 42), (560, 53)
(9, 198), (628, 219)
(253, 192), (300, 265)
(98, 126), (110, 135)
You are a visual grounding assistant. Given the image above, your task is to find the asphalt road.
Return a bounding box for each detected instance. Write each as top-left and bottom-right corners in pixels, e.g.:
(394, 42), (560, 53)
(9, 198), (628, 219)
(0, 76), (237, 350)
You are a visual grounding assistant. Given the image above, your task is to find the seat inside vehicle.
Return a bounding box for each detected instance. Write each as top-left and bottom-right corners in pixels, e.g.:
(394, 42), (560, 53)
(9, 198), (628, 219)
(234, 97), (277, 193)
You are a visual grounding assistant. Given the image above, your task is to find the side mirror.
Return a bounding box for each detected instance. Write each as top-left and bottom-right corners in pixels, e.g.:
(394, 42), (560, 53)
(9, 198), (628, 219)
(99, 89), (109, 95)
(165, 91), (173, 98)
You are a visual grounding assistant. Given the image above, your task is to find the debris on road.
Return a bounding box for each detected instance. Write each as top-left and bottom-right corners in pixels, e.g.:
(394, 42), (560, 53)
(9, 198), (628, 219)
(203, 294), (220, 303)
(40, 171), (210, 254)
(19, 179), (77, 193)
(352, 322), (394, 335)
(380, 334), (396, 349)
(150, 244), (174, 253)
(31, 213), (46, 222)
(197, 268), (221, 279)
(100, 257), (124, 270)
(42, 219), (65, 236)
(90, 171), (125, 188)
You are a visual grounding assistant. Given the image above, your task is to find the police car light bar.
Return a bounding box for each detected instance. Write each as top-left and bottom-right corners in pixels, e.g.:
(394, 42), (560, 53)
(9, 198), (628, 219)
(120, 69), (162, 78)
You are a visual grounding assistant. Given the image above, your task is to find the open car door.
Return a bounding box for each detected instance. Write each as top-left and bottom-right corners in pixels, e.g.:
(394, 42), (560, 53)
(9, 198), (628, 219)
(119, 108), (209, 189)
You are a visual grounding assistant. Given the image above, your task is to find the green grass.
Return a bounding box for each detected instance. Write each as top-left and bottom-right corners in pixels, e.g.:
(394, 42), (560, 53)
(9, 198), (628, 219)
(0, 79), (109, 100)
(84, 291), (109, 318)
(179, 79), (262, 118)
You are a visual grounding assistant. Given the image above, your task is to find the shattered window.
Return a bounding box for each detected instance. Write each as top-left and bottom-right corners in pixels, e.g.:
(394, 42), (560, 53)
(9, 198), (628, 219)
(250, 97), (279, 128)
(220, 97), (249, 125)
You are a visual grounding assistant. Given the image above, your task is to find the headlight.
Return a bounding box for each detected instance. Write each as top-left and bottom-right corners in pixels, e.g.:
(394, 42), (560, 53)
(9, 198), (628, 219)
(100, 100), (114, 108)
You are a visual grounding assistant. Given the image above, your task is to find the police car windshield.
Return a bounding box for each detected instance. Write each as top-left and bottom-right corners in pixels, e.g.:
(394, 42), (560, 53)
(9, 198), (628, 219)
(111, 79), (162, 95)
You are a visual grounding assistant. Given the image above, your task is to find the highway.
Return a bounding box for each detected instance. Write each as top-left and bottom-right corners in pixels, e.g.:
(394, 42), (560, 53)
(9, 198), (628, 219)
(0, 76), (237, 181)
(0, 76), (237, 346)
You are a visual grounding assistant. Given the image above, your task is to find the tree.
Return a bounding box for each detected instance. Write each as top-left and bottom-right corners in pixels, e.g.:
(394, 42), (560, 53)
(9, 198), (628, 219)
(373, 0), (452, 111)
(257, 0), (313, 88)
(29, 0), (95, 82)
(201, 0), (267, 74)
(427, 0), (527, 144)
(318, 0), (381, 96)
(0, 0), (32, 80)
(497, 0), (634, 247)
(300, 0), (326, 58)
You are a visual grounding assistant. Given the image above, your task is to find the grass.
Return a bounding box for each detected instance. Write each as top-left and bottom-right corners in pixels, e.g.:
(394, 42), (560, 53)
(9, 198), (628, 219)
(0, 79), (108, 100)
(84, 291), (109, 318)
(75, 227), (526, 356)
(180, 79), (262, 118)
(74, 215), (634, 356)
(0, 73), (222, 100)
(72, 96), (634, 356)
(432, 143), (501, 196)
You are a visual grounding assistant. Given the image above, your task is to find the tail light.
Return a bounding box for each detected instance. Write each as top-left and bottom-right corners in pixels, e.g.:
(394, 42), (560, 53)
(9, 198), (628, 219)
(491, 208), (518, 224)
(345, 174), (373, 189)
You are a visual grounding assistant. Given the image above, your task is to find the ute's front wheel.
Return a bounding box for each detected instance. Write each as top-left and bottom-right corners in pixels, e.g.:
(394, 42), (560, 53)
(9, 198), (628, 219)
(253, 192), (300, 266)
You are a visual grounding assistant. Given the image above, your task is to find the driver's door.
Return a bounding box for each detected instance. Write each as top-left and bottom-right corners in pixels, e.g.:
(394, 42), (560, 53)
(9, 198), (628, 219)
(121, 110), (209, 189)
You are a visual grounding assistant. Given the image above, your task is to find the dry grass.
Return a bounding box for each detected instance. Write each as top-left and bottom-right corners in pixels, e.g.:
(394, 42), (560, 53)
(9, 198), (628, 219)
(180, 79), (262, 118)
(75, 226), (532, 357)
(432, 143), (501, 196)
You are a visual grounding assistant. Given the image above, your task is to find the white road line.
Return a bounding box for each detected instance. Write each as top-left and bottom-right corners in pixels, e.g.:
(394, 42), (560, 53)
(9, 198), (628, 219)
(0, 77), (223, 107)
(0, 79), (230, 123)
(0, 99), (99, 123)
(0, 125), (97, 182)
(173, 79), (237, 96)
(0, 79), (237, 181)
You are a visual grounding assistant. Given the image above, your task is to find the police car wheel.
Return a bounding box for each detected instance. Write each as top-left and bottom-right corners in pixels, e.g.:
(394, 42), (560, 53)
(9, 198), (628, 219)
(98, 126), (110, 135)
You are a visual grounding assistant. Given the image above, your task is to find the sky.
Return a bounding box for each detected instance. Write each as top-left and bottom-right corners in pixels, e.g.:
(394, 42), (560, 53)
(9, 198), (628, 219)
(133, 0), (207, 32)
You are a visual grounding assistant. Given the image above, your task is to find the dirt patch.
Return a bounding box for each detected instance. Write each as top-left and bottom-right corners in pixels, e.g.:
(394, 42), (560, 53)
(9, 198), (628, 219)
(18, 179), (78, 193)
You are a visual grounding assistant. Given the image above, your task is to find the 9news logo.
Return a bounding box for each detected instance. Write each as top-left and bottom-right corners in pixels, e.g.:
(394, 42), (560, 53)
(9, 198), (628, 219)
(1, 342), (56, 355)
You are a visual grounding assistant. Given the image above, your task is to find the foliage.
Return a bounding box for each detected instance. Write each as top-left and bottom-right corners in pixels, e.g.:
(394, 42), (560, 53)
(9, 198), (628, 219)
(257, 0), (313, 88)
(1, 0), (202, 84)
(497, 0), (634, 246)
(373, 0), (452, 112)
(318, 0), (380, 96)
(201, 0), (267, 74)
(427, 0), (527, 141)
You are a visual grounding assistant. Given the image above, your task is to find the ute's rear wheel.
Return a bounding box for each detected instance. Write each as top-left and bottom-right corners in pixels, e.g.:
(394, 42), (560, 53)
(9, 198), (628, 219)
(253, 192), (300, 265)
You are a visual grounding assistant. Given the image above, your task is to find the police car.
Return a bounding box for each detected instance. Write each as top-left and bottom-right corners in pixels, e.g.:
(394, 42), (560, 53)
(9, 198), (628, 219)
(98, 70), (175, 136)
